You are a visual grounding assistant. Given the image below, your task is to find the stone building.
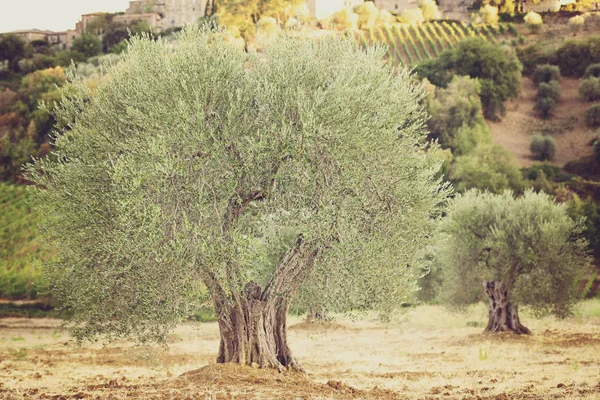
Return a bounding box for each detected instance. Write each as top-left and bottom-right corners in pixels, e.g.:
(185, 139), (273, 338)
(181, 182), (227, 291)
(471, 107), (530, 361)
(2, 29), (80, 49)
(373, 0), (420, 13)
(125, 0), (206, 30)
(113, 12), (161, 29)
(306, 0), (363, 19)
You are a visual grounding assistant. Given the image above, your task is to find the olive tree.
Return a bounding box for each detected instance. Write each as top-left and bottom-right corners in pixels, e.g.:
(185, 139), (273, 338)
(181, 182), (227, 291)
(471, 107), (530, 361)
(437, 190), (591, 334)
(26, 28), (449, 371)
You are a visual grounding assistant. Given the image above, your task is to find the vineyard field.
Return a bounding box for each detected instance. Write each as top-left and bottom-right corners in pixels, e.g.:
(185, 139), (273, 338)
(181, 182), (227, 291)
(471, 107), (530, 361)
(0, 183), (49, 299)
(355, 21), (518, 66)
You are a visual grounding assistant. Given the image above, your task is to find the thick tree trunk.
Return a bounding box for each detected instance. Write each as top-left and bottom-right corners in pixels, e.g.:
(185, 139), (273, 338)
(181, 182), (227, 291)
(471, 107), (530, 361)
(483, 281), (531, 334)
(210, 235), (318, 371)
(306, 306), (327, 322)
(214, 282), (301, 372)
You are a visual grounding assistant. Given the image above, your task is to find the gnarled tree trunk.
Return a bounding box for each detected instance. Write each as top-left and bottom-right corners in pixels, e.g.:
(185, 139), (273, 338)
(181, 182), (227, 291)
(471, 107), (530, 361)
(483, 281), (530, 334)
(211, 235), (318, 371)
(306, 306), (327, 323)
(214, 283), (300, 371)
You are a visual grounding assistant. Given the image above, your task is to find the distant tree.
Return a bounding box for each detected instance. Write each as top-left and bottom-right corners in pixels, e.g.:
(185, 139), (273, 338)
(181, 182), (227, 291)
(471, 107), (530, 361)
(530, 135), (556, 160)
(25, 28), (449, 371)
(437, 190), (591, 334)
(427, 76), (488, 153)
(416, 38), (522, 120)
(71, 34), (102, 59)
(524, 11), (543, 33)
(450, 143), (524, 193)
(0, 34), (26, 71)
(216, 0), (304, 40)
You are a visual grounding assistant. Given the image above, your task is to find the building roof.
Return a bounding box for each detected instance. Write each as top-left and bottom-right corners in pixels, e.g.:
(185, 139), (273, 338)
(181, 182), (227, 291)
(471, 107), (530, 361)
(6, 28), (55, 34)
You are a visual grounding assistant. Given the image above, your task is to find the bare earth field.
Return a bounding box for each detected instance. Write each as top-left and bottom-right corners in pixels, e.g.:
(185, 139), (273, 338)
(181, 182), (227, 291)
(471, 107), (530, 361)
(1, 303), (600, 399)
(489, 77), (596, 168)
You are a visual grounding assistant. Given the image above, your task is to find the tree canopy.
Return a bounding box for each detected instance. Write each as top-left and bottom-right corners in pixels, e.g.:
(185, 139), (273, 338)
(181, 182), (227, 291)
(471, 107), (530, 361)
(26, 27), (449, 369)
(437, 190), (591, 321)
(415, 38), (522, 120)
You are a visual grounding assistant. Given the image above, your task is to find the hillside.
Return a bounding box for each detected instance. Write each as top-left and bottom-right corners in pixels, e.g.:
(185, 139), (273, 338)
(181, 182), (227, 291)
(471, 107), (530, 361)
(489, 76), (596, 168)
(0, 183), (48, 299)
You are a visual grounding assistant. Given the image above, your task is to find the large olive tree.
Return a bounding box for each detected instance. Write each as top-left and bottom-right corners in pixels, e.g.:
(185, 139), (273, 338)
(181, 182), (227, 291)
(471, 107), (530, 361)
(437, 190), (591, 334)
(26, 28), (449, 371)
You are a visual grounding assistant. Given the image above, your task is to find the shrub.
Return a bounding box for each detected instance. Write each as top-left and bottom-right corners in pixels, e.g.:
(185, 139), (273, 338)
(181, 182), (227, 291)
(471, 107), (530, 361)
(354, 2), (379, 29)
(532, 64), (560, 86)
(256, 17), (280, 36)
(535, 96), (556, 118)
(476, 5), (500, 25)
(330, 7), (359, 30)
(517, 44), (557, 76)
(568, 15), (585, 34)
(585, 104), (600, 127)
(555, 37), (600, 77)
(428, 76), (486, 151)
(524, 11), (543, 33)
(451, 143), (524, 193)
(418, 0), (440, 21)
(398, 8), (425, 25)
(508, 23), (518, 35)
(584, 63), (600, 78)
(537, 80), (561, 101)
(530, 135), (556, 160)
(578, 76), (600, 101)
(416, 38), (522, 120)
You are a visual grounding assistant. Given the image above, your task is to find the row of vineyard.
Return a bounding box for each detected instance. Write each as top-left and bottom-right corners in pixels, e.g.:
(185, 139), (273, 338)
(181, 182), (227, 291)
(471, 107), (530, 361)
(0, 183), (50, 299)
(354, 21), (519, 66)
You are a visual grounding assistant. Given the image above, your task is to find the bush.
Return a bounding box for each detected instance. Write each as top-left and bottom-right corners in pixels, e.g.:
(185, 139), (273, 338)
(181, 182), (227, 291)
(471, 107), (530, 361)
(534, 96), (556, 118)
(537, 81), (561, 101)
(585, 104), (600, 127)
(568, 15), (585, 34)
(416, 38), (522, 120)
(517, 44), (557, 76)
(530, 135), (556, 160)
(532, 64), (560, 86)
(256, 17), (280, 36)
(418, 0), (440, 21)
(331, 7), (360, 30)
(584, 63), (600, 78)
(578, 76), (600, 101)
(524, 11), (543, 33)
(476, 5), (500, 25)
(450, 143), (524, 193)
(556, 36), (600, 77)
(398, 8), (425, 25)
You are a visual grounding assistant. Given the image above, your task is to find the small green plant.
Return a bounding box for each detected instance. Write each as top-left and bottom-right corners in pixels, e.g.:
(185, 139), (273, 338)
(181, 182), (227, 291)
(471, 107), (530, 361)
(530, 135), (556, 160)
(533, 64), (561, 86)
(584, 63), (600, 78)
(572, 360), (580, 371)
(10, 348), (28, 360)
(535, 96), (557, 119)
(585, 104), (600, 127)
(508, 23), (518, 35)
(479, 344), (490, 360)
(568, 15), (585, 34)
(519, 35), (525, 44)
(578, 76), (600, 101)
(537, 81), (561, 101)
(11, 336), (25, 342)
(524, 11), (543, 33)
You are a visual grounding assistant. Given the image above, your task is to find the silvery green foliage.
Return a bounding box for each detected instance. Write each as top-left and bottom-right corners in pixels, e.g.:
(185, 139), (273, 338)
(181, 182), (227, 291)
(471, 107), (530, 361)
(438, 190), (591, 318)
(26, 26), (449, 343)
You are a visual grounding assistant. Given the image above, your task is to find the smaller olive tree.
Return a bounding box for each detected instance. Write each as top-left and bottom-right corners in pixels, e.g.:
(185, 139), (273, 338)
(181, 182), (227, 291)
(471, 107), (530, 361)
(437, 190), (591, 334)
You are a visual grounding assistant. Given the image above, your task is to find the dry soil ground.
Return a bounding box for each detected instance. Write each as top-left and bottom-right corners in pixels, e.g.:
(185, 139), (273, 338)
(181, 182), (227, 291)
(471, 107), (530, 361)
(489, 76), (596, 168)
(1, 303), (600, 399)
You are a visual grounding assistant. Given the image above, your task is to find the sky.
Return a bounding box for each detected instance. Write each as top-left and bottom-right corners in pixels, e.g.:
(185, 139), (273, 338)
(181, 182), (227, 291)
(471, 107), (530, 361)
(0, 0), (132, 33)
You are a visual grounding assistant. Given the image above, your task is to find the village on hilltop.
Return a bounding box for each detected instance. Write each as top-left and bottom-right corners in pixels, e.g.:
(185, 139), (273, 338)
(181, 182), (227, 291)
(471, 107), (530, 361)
(1, 0), (571, 49)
